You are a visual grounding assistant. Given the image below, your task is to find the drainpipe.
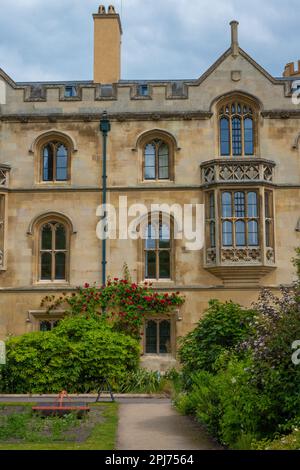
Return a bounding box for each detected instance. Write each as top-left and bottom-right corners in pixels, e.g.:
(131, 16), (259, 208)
(100, 111), (111, 287)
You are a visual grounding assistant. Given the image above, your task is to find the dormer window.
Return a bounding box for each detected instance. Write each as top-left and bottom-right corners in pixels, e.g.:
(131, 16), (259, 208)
(219, 99), (256, 156)
(64, 86), (77, 98)
(138, 84), (149, 97)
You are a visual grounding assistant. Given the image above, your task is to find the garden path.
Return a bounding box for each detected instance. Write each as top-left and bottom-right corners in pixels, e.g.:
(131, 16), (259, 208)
(117, 399), (221, 450)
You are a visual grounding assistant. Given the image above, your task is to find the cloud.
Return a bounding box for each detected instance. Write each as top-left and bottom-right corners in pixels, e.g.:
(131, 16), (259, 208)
(0, 0), (299, 82)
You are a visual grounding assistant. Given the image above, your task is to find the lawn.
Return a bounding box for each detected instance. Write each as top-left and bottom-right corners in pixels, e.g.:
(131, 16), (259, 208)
(0, 402), (118, 450)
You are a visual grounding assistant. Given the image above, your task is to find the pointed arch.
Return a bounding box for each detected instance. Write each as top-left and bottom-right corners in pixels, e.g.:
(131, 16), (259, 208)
(27, 211), (77, 236)
(29, 129), (78, 155)
(210, 90), (263, 112)
(133, 128), (180, 152)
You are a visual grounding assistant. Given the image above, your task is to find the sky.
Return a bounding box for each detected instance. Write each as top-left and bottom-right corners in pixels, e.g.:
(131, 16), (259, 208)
(0, 0), (299, 82)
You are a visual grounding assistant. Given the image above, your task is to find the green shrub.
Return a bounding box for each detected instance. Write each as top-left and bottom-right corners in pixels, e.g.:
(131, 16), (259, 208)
(178, 300), (255, 376)
(0, 316), (140, 393)
(175, 274), (300, 449)
(176, 355), (273, 447)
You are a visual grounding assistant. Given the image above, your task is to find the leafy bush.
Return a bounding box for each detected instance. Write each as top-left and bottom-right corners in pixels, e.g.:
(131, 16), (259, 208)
(178, 300), (255, 376)
(176, 355), (270, 447)
(175, 270), (300, 449)
(0, 316), (140, 393)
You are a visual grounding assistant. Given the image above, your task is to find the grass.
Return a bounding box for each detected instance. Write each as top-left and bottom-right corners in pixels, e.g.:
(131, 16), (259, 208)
(0, 402), (118, 450)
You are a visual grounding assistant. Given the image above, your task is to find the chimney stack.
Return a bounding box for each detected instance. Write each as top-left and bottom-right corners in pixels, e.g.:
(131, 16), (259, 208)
(283, 61), (300, 77)
(230, 20), (239, 57)
(93, 5), (122, 84)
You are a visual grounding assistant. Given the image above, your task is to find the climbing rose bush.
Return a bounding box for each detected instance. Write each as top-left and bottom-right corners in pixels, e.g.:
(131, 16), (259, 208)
(41, 279), (185, 339)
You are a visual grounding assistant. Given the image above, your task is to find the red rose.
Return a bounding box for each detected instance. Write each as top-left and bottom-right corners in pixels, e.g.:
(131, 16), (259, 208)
(84, 283), (90, 288)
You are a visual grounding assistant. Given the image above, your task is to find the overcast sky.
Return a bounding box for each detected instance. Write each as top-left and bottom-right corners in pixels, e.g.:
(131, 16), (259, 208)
(0, 0), (299, 82)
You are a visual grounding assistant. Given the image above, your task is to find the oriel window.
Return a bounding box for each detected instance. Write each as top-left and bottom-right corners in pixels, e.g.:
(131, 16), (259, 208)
(221, 190), (259, 248)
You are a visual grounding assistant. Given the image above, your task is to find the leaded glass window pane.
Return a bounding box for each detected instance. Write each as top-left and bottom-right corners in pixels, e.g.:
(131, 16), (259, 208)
(41, 252), (52, 280)
(145, 251), (156, 279)
(244, 117), (254, 155)
(158, 144), (169, 179)
(234, 192), (245, 217)
(220, 117), (230, 156)
(232, 117), (242, 155)
(248, 220), (259, 246)
(55, 252), (66, 280)
(43, 145), (53, 181)
(159, 320), (171, 353)
(235, 220), (246, 246)
(144, 144), (156, 180)
(55, 225), (66, 250)
(145, 224), (156, 250)
(248, 192), (258, 217)
(222, 221), (233, 246)
(146, 321), (157, 353)
(56, 145), (68, 181)
(159, 251), (170, 279)
(222, 192), (232, 217)
(41, 225), (52, 250)
(159, 223), (170, 249)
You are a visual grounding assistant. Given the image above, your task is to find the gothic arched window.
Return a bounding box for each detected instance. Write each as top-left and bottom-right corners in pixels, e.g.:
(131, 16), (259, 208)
(219, 100), (255, 156)
(144, 214), (172, 280)
(144, 140), (170, 180)
(39, 221), (69, 281)
(42, 142), (69, 182)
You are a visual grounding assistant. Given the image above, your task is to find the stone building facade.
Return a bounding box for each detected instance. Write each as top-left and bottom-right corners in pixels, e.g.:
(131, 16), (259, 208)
(0, 6), (299, 368)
